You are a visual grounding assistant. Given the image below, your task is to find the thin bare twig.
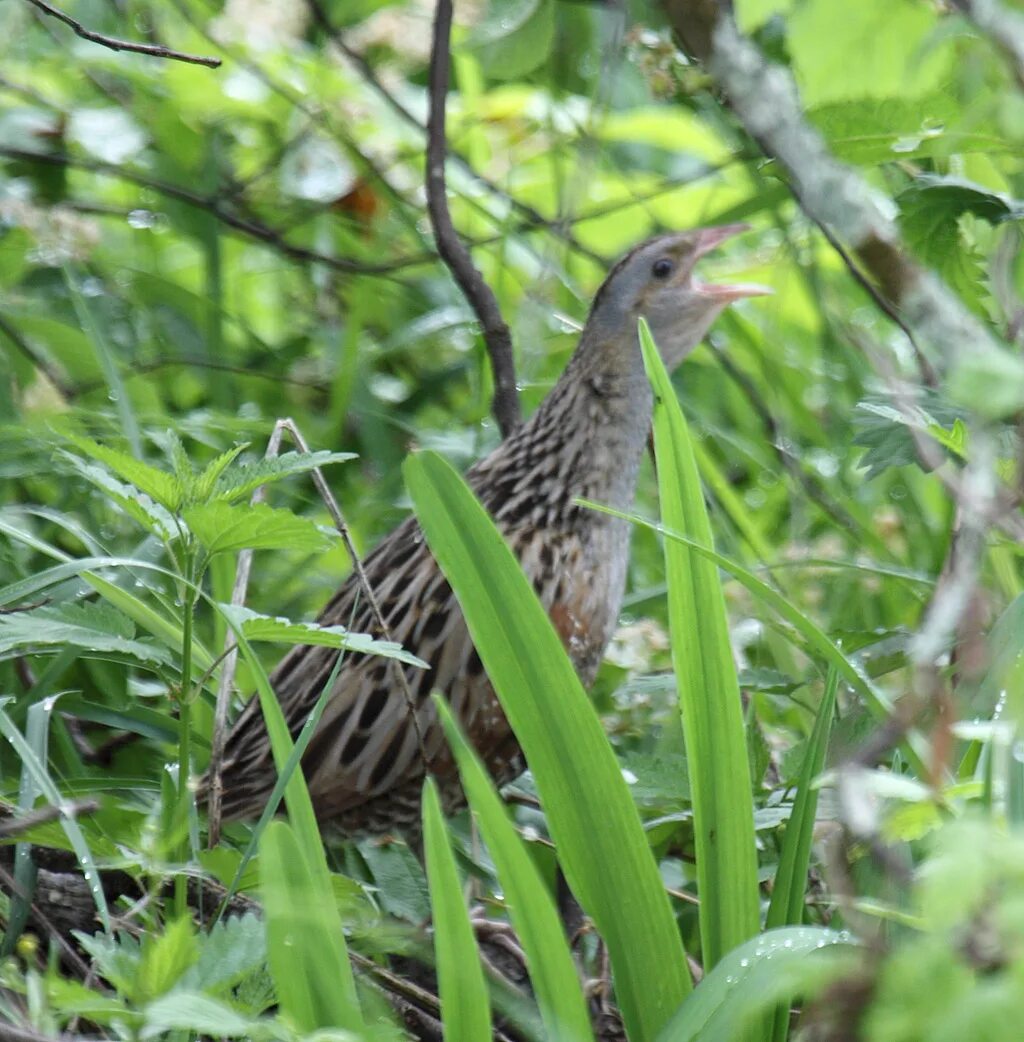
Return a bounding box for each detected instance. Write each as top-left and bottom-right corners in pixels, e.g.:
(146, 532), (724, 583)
(811, 217), (939, 389)
(426, 0), (521, 438)
(0, 799), (99, 839)
(24, 0), (222, 67)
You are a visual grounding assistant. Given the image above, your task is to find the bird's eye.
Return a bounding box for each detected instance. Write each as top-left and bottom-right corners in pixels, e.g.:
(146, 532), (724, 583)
(652, 258), (674, 279)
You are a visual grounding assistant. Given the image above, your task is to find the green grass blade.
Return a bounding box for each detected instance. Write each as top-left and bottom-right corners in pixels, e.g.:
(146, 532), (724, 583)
(223, 622), (362, 1031)
(259, 819), (360, 1034)
(656, 927), (854, 1042)
(405, 450), (690, 1042)
(422, 777), (492, 1042)
(0, 697), (110, 932)
(767, 668), (837, 931)
(766, 669), (838, 1042)
(639, 318), (759, 969)
(434, 696), (595, 1042)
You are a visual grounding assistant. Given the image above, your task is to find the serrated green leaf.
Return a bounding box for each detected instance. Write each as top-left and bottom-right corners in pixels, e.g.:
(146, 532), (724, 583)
(898, 176), (1009, 313)
(211, 450), (356, 503)
(218, 603), (427, 668)
(62, 433), (182, 511)
(191, 442), (250, 503)
(59, 453), (176, 539)
(142, 991), (255, 1038)
(183, 501), (333, 555)
(163, 428), (195, 484)
(0, 602), (172, 665)
(135, 916), (198, 1004)
(180, 913), (266, 993)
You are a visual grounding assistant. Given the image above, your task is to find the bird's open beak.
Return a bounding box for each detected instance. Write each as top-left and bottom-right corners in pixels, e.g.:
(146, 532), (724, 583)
(691, 223), (773, 301)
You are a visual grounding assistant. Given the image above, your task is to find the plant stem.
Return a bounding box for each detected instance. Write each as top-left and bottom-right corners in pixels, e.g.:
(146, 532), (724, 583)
(175, 550), (197, 916)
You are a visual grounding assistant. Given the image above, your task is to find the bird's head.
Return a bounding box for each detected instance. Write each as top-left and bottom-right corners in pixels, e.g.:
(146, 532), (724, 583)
(585, 224), (769, 370)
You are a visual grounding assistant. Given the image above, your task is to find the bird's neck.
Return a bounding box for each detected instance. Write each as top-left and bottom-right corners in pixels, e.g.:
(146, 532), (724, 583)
(475, 327), (654, 527)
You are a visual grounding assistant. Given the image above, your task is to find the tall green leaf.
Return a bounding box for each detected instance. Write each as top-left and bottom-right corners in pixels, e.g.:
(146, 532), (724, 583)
(224, 622), (362, 1032)
(640, 318), (760, 969)
(766, 669), (838, 1042)
(657, 927), (854, 1042)
(405, 451), (690, 1042)
(422, 777), (492, 1042)
(435, 696), (595, 1042)
(259, 820), (360, 1034)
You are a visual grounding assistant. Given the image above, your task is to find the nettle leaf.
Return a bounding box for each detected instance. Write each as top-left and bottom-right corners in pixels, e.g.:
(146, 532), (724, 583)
(135, 916), (199, 1004)
(74, 932), (141, 996)
(898, 176), (1012, 313)
(191, 442), (250, 503)
(218, 604), (427, 668)
(180, 913), (266, 994)
(211, 451), (356, 504)
(852, 392), (964, 478)
(142, 991), (256, 1038)
(62, 433), (183, 511)
(183, 501), (333, 555)
(60, 454), (176, 540)
(0, 602), (171, 665)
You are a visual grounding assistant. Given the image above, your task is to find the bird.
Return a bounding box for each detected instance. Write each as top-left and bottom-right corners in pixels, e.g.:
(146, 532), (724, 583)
(205, 224), (766, 837)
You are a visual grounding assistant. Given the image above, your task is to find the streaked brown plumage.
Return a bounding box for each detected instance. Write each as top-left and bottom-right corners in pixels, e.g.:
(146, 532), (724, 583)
(207, 225), (766, 835)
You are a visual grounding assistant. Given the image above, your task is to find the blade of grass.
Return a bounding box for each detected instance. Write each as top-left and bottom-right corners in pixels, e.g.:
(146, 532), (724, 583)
(0, 697), (110, 932)
(766, 668), (838, 1042)
(221, 621), (362, 1031)
(405, 450), (690, 1042)
(64, 267), (141, 458)
(434, 695), (595, 1042)
(656, 927), (854, 1042)
(766, 668), (838, 930)
(259, 819), (359, 1034)
(422, 777), (492, 1042)
(639, 318), (759, 969)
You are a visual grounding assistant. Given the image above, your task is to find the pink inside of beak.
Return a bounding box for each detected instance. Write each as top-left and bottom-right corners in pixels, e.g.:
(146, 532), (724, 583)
(692, 222), (773, 301)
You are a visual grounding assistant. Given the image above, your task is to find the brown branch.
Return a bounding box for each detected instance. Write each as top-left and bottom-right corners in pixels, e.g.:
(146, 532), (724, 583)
(663, 0), (1015, 386)
(952, 0), (1024, 91)
(426, 0), (520, 438)
(0, 799), (99, 839)
(24, 0), (222, 67)
(0, 312), (76, 401)
(305, 0), (603, 267)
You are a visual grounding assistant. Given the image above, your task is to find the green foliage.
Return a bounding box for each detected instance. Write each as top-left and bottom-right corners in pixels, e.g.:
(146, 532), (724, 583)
(4, 0), (1024, 1037)
(421, 778), (493, 1042)
(640, 319), (760, 970)
(406, 449), (689, 1041)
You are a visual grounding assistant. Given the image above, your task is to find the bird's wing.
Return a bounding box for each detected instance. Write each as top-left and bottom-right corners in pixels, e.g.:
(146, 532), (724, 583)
(215, 513), (478, 822)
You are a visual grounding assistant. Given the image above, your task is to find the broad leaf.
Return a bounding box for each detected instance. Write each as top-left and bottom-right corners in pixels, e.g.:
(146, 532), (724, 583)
(183, 501), (333, 555)
(406, 450), (690, 1042)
